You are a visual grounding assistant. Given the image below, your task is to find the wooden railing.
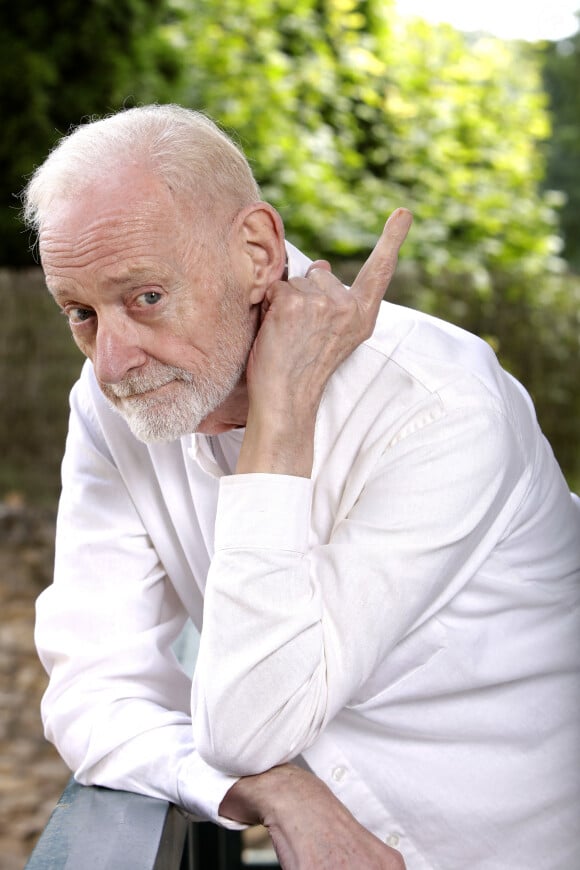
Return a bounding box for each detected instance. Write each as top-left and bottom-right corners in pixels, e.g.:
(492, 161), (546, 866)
(25, 775), (279, 869)
(25, 624), (279, 868)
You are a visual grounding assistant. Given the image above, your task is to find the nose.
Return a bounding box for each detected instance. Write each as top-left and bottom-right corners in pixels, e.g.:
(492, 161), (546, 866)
(93, 316), (147, 384)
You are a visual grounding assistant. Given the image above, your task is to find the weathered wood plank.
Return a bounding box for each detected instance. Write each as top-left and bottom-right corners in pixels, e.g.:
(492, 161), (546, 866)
(25, 777), (188, 870)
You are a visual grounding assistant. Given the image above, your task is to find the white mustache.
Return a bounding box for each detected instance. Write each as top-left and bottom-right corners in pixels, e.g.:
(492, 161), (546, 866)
(107, 366), (194, 398)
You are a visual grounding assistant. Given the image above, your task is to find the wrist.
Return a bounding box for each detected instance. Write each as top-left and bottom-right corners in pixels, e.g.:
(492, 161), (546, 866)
(236, 409), (316, 477)
(219, 764), (302, 826)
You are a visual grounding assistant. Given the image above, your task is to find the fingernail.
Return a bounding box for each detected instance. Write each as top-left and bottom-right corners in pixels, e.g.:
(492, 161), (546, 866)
(386, 208), (413, 230)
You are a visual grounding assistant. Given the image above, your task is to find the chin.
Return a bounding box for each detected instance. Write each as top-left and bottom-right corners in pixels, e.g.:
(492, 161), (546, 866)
(105, 396), (199, 444)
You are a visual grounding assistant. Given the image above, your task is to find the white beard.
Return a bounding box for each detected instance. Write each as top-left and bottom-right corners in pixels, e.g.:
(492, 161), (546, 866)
(101, 363), (241, 442)
(99, 280), (254, 443)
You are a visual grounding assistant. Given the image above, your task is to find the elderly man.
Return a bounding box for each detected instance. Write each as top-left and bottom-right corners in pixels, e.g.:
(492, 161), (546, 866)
(25, 105), (579, 870)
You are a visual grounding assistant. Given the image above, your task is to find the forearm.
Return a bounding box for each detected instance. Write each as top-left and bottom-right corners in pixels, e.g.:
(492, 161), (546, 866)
(72, 711), (239, 823)
(39, 634), (240, 821)
(236, 406), (316, 477)
(192, 473), (329, 775)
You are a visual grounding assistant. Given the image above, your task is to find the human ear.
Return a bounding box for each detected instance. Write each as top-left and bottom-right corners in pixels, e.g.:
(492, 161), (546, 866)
(231, 203), (286, 305)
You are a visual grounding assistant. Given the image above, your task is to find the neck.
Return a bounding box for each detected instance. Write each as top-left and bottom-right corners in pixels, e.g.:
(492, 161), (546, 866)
(195, 379), (250, 435)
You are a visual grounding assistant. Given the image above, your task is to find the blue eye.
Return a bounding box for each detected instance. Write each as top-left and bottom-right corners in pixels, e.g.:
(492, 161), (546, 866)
(66, 307), (94, 324)
(139, 291), (162, 306)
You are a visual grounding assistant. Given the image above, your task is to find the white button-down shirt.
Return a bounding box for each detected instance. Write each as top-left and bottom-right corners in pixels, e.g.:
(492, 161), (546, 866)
(36, 244), (580, 869)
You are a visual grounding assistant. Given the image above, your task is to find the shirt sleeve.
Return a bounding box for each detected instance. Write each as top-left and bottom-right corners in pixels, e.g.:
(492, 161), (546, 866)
(191, 400), (531, 776)
(34, 378), (240, 825)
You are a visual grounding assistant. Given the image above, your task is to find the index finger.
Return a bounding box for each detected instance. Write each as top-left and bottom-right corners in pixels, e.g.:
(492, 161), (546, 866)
(352, 208), (413, 308)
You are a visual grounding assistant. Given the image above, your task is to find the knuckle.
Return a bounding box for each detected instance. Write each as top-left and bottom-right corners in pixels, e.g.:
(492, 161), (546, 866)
(286, 293), (304, 313)
(311, 293), (331, 313)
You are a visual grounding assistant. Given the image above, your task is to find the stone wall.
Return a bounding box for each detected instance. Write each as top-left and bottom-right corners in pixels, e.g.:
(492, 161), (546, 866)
(0, 500), (70, 869)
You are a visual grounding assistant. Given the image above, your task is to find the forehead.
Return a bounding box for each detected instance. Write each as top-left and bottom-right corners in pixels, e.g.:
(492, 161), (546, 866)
(40, 165), (176, 248)
(39, 167), (196, 287)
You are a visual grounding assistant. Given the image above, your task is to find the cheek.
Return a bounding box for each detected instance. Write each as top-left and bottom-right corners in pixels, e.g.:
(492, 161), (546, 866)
(69, 328), (95, 359)
(142, 326), (213, 370)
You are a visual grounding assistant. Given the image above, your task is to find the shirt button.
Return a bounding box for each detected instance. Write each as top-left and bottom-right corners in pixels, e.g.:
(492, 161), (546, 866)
(386, 833), (400, 847)
(331, 765), (348, 782)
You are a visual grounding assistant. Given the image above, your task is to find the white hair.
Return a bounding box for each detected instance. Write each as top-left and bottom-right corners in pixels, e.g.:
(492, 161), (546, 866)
(22, 104), (261, 233)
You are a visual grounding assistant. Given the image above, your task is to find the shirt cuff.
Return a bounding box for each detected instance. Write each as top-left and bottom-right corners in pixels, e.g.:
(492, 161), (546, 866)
(215, 473), (313, 553)
(177, 751), (245, 829)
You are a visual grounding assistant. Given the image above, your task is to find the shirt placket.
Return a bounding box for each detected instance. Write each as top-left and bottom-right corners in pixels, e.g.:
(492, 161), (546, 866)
(301, 732), (429, 869)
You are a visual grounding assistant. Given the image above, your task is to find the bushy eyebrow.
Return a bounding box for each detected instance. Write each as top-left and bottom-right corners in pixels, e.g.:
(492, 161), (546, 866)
(104, 268), (161, 288)
(47, 267), (164, 303)
(47, 285), (74, 305)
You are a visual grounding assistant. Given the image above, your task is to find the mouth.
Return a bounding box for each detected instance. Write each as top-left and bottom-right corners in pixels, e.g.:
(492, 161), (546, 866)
(114, 380), (178, 401)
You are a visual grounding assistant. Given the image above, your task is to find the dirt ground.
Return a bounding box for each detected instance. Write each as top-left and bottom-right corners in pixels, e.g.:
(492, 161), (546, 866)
(0, 499), (70, 869)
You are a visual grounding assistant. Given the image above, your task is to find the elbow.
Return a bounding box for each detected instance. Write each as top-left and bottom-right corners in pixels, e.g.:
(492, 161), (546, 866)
(198, 742), (272, 778)
(192, 662), (328, 775)
(195, 718), (296, 777)
(193, 696), (318, 777)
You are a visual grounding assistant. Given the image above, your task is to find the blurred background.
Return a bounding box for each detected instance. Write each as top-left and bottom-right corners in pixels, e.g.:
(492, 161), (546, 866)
(1, 1), (579, 866)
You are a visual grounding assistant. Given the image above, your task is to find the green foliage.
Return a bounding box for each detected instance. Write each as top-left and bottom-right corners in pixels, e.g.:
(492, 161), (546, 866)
(1, 1), (577, 496)
(173, 0), (398, 253)
(382, 24), (562, 285)
(542, 24), (580, 271)
(171, 0), (578, 488)
(175, 0), (561, 284)
(0, 0), (183, 265)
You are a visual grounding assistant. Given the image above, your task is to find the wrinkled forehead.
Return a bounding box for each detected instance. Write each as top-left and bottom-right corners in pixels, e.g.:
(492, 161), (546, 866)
(37, 175), (222, 295)
(39, 165), (194, 257)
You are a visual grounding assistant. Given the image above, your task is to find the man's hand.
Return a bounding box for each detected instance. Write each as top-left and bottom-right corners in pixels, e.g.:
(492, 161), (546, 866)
(237, 208), (413, 477)
(220, 764), (406, 869)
